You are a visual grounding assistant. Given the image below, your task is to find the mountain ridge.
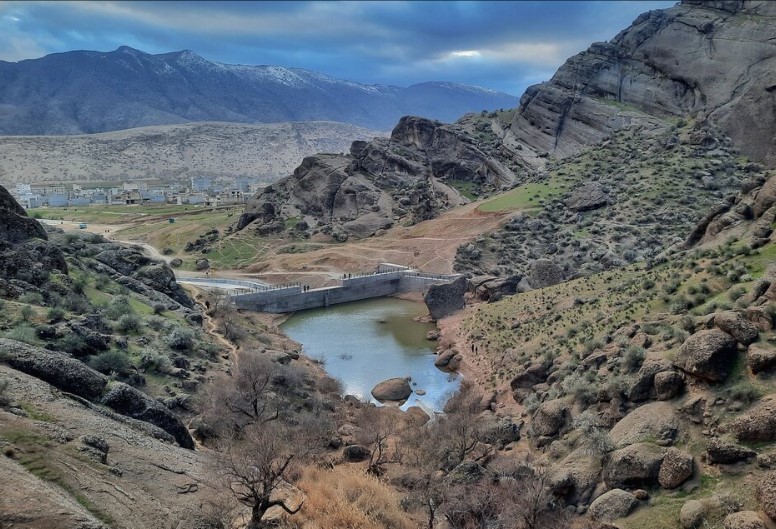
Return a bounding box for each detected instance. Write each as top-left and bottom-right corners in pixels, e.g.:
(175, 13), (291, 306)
(0, 46), (518, 134)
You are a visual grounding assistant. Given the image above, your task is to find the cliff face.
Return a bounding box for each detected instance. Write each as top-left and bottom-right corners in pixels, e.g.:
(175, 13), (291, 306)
(508, 0), (776, 166)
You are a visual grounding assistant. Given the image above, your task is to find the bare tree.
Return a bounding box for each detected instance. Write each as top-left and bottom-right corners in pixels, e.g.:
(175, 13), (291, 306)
(433, 382), (485, 469)
(211, 353), (280, 432)
(222, 423), (306, 529)
(492, 455), (568, 529)
(355, 405), (400, 475)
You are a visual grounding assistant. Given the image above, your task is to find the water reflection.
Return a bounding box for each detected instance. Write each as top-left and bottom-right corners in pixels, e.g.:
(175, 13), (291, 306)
(282, 297), (460, 412)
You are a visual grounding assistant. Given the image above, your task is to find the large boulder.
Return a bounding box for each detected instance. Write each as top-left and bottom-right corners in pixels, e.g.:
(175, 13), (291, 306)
(680, 500), (706, 529)
(604, 443), (665, 489)
(424, 276), (468, 320)
(481, 416), (522, 447)
(446, 460), (486, 485)
(101, 382), (194, 449)
(714, 311), (759, 345)
(588, 489), (637, 522)
(550, 447), (604, 506)
(509, 362), (549, 390)
(658, 448), (694, 489)
(520, 259), (565, 291)
(758, 471), (776, 521)
(748, 344), (776, 374)
(531, 398), (568, 437)
(724, 511), (767, 529)
(134, 264), (193, 308)
(654, 370), (684, 401)
(609, 402), (679, 449)
(94, 247), (151, 276)
(730, 397), (776, 443)
(628, 358), (674, 401)
(434, 349), (461, 370)
(674, 329), (738, 382)
(0, 338), (107, 399)
(370, 377), (412, 402)
(567, 182), (608, 212)
(706, 437), (756, 464)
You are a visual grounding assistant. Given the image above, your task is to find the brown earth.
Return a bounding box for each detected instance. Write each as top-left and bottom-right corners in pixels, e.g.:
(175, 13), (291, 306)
(243, 201), (510, 284)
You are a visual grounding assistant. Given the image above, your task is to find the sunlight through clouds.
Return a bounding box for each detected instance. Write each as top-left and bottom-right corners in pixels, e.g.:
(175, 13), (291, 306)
(0, 1), (675, 95)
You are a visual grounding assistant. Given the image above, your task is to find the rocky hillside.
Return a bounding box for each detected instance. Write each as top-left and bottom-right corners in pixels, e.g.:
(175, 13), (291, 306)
(237, 115), (521, 240)
(237, 1), (776, 255)
(0, 185), (350, 527)
(447, 163), (776, 529)
(453, 120), (762, 281)
(0, 121), (384, 186)
(0, 46), (518, 134)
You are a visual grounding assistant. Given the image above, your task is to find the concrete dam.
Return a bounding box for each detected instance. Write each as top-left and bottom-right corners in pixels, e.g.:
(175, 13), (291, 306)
(231, 263), (460, 313)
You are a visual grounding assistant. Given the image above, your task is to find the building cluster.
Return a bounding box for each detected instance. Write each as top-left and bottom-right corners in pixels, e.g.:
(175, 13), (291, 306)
(11, 176), (263, 209)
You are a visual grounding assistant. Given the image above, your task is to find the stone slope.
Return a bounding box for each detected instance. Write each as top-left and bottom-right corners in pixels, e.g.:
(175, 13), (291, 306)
(508, 0), (776, 166)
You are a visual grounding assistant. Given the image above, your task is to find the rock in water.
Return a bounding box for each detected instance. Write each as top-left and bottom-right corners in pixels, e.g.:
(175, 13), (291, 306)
(371, 377), (412, 402)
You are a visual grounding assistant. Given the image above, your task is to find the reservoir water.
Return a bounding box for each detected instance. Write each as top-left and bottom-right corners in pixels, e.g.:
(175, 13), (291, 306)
(282, 297), (460, 412)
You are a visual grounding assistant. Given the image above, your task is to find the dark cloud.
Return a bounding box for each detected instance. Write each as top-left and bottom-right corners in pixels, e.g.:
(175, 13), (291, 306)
(0, 1), (674, 94)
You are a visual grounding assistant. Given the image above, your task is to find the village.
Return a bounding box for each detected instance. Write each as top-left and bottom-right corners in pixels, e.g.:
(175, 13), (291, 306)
(9, 175), (267, 209)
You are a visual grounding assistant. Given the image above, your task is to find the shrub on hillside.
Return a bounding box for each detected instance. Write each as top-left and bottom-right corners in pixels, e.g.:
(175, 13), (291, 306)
(47, 307), (66, 323)
(19, 305), (35, 323)
(4, 325), (37, 345)
(58, 332), (89, 356)
(0, 378), (9, 406)
(18, 292), (44, 305)
(139, 349), (172, 374)
(116, 314), (142, 334)
(62, 293), (91, 314)
(167, 326), (195, 351)
(90, 350), (131, 375)
(623, 346), (646, 372)
(104, 296), (134, 320)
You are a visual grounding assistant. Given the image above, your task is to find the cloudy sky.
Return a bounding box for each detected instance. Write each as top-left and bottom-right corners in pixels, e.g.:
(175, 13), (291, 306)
(0, 1), (674, 95)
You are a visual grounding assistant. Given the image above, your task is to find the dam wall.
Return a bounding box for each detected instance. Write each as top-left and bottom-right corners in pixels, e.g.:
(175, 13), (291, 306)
(231, 265), (459, 313)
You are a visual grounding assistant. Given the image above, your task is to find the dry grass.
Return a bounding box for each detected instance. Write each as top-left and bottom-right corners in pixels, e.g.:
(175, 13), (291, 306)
(291, 466), (417, 529)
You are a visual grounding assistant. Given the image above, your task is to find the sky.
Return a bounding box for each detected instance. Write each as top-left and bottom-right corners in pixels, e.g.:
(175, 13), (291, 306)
(0, 1), (675, 96)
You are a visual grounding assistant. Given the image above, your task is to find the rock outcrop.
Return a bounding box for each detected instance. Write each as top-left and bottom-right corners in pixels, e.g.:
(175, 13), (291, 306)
(604, 443), (665, 489)
(658, 448), (694, 489)
(507, 1), (776, 167)
(0, 185), (68, 291)
(724, 511), (768, 529)
(424, 276), (468, 320)
(238, 116), (512, 239)
(101, 383), (195, 449)
(0, 339), (107, 400)
(0, 185), (48, 243)
(759, 472), (776, 521)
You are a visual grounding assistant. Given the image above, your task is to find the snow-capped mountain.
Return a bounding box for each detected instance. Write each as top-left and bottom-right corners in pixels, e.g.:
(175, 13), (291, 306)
(0, 46), (518, 134)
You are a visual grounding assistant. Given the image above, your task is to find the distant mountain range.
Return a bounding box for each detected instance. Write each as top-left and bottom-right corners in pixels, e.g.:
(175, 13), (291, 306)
(0, 46), (518, 134)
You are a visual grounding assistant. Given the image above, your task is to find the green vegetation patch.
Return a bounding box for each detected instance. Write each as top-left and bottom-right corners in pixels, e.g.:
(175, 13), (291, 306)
(477, 180), (563, 213)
